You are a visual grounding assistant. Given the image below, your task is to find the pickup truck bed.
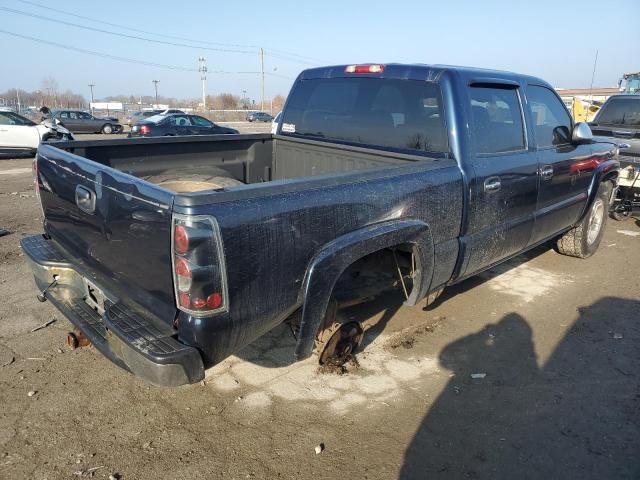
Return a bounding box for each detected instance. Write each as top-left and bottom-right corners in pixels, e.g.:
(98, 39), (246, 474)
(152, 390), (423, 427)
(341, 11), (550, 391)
(24, 63), (619, 386)
(54, 133), (425, 191)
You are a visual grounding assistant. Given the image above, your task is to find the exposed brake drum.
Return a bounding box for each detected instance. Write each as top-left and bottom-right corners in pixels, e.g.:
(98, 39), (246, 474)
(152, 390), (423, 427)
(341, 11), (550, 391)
(314, 301), (364, 365)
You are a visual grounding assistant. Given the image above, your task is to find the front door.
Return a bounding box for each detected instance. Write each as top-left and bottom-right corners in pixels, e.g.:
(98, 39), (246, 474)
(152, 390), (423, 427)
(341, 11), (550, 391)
(525, 85), (594, 244)
(463, 83), (539, 276)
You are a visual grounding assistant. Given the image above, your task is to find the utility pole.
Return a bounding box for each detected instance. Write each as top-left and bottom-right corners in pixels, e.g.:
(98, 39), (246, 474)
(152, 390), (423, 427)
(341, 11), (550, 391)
(16, 88), (21, 112)
(88, 83), (95, 113)
(152, 80), (160, 107)
(198, 57), (207, 110)
(260, 48), (265, 112)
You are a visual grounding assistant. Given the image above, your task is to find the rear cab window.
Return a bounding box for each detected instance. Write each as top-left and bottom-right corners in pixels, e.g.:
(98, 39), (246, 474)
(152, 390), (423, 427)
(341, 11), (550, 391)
(595, 97), (640, 126)
(280, 77), (449, 155)
(469, 85), (526, 154)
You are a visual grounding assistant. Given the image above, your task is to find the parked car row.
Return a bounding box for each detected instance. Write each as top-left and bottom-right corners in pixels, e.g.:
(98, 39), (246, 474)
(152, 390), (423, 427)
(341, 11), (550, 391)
(0, 110), (73, 157)
(246, 111), (273, 122)
(129, 113), (238, 137)
(125, 109), (186, 126)
(47, 110), (123, 134)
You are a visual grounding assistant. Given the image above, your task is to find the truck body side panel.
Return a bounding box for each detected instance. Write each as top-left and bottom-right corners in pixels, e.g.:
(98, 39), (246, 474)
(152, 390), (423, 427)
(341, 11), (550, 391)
(175, 161), (463, 365)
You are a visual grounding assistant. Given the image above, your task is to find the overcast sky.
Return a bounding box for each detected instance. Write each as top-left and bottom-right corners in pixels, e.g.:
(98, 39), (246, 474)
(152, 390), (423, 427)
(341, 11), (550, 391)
(1, 0), (638, 102)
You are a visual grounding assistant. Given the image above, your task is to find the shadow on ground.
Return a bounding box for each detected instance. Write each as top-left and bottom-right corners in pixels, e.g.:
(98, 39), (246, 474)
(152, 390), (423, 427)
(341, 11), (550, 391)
(400, 296), (640, 479)
(234, 244), (553, 369)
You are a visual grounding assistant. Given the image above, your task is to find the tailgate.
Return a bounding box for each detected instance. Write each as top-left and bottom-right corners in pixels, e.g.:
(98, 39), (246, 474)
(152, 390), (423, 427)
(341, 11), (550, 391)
(36, 144), (177, 324)
(592, 126), (640, 158)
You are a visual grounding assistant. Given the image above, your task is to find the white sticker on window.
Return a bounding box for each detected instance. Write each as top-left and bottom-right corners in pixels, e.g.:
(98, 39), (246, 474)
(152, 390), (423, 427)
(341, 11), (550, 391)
(281, 123), (296, 133)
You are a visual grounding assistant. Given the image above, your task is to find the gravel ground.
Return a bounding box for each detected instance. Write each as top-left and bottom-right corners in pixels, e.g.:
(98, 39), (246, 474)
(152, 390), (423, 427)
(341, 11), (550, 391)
(0, 146), (638, 479)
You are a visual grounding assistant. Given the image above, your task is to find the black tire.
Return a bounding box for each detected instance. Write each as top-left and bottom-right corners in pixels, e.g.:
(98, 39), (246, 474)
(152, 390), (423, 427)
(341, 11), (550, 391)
(144, 170), (244, 193)
(610, 206), (631, 221)
(556, 182), (610, 258)
(101, 123), (113, 134)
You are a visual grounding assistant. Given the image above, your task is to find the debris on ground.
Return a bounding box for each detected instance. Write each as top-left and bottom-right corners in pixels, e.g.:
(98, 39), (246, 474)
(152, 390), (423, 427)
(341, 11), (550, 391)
(470, 373), (487, 379)
(616, 230), (640, 237)
(315, 444), (325, 454)
(109, 473), (121, 480)
(30, 318), (56, 333)
(73, 466), (104, 477)
(1, 356), (14, 367)
(317, 355), (359, 376)
(0, 228), (10, 237)
(27, 390), (37, 397)
(386, 317), (444, 350)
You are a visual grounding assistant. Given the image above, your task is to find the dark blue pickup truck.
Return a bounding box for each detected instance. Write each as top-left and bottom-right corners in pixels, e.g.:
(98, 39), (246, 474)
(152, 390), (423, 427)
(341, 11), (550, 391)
(23, 64), (620, 386)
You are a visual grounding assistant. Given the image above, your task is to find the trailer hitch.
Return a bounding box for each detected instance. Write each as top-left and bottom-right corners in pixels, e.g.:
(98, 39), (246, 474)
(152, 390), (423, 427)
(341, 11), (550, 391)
(36, 275), (59, 303)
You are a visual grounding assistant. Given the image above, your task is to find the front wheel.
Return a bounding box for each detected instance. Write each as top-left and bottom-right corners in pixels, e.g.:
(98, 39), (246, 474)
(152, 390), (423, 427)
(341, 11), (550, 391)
(556, 182), (610, 258)
(101, 123), (113, 134)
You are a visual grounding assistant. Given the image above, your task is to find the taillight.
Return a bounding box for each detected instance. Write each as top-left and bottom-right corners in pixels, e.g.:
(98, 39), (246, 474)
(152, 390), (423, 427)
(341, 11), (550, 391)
(174, 225), (189, 254)
(139, 125), (150, 135)
(345, 64), (385, 74)
(171, 214), (228, 316)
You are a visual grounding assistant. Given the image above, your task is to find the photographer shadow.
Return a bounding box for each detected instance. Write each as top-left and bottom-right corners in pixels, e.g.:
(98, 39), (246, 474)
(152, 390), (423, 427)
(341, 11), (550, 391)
(400, 297), (640, 480)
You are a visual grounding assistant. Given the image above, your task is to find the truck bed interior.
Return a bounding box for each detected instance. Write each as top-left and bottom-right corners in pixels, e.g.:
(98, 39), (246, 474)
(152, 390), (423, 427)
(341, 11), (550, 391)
(56, 134), (429, 193)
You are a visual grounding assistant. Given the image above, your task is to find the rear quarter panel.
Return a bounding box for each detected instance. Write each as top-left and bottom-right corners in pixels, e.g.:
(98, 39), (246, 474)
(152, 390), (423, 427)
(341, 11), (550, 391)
(174, 160), (463, 365)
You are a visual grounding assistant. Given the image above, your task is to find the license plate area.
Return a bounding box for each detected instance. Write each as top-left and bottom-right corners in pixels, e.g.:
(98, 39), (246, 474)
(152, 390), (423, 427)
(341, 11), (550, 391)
(83, 277), (106, 315)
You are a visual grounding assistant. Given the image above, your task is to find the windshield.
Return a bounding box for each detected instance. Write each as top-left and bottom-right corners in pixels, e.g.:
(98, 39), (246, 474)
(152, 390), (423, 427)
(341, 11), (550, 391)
(0, 111), (36, 126)
(596, 98), (640, 126)
(280, 77), (448, 154)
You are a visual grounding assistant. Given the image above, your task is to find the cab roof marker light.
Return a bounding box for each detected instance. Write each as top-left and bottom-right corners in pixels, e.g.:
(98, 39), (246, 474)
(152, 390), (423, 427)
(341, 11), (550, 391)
(345, 64), (385, 74)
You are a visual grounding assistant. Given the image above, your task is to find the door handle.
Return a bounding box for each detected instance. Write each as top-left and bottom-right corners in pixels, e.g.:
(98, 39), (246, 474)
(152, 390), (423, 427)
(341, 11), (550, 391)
(540, 165), (554, 180)
(484, 177), (501, 193)
(75, 185), (96, 214)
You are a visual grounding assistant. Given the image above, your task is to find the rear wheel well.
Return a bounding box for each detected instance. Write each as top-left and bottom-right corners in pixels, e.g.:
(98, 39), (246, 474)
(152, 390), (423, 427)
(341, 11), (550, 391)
(331, 243), (416, 310)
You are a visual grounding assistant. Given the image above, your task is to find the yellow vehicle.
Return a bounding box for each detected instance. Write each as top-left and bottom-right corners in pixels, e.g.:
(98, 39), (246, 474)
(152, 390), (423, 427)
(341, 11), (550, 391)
(571, 98), (600, 122)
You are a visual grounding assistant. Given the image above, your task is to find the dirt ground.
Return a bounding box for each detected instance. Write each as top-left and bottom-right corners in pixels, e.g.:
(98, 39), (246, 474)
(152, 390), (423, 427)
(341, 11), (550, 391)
(0, 146), (639, 479)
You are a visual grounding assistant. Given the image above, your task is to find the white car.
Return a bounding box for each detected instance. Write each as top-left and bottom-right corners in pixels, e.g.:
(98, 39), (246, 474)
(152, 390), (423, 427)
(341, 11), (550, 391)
(271, 111), (282, 134)
(0, 111), (73, 157)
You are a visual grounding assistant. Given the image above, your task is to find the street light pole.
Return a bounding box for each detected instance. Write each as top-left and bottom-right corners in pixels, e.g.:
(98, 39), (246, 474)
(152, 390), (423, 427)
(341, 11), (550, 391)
(152, 80), (160, 107)
(198, 57), (207, 110)
(88, 84), (95, 113)
(260, 48), (265, 112)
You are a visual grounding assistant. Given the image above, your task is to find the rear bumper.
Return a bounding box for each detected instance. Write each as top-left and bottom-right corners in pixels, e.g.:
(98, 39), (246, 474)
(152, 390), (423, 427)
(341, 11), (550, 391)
(20, 235), (204, 387)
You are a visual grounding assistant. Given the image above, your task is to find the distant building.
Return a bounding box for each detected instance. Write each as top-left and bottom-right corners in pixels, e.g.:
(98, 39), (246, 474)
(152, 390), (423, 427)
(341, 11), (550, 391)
(555, 87), (620, 105)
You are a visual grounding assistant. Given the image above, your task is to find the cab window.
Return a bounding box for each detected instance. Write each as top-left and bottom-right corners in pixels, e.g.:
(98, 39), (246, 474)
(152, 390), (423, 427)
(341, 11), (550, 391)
(173, 116), (192, 126)
(527, 85), (572, 148)
(191, 116), (213, 127)
(469, 85), (526, 154)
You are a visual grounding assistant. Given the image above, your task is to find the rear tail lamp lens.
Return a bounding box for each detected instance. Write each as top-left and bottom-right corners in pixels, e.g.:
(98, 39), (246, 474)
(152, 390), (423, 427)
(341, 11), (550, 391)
(172, 214), (228, 316)
(174, 256), (192, 292)
(139, 125), (150, 135)
(174, 225), (189, 254)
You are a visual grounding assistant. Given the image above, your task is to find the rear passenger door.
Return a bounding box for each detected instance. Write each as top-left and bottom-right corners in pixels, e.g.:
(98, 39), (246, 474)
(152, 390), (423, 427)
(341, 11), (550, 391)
(463, 84), (539, 276)
(171, 115), (192, 136)
(525, 85), (593, 244)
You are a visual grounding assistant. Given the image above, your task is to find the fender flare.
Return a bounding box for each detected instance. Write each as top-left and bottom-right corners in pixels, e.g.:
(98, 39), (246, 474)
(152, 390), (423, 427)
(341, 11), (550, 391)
(577, 159), (619, 223)
(294, 219), (434, 360)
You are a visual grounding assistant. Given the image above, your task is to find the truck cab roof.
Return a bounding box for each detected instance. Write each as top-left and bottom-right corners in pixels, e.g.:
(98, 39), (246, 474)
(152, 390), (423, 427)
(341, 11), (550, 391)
(297, 63), (551, 89)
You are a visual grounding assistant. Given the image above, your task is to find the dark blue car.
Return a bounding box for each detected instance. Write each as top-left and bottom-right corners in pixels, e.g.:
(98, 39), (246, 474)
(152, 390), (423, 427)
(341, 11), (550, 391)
(129, 113), (239, 137)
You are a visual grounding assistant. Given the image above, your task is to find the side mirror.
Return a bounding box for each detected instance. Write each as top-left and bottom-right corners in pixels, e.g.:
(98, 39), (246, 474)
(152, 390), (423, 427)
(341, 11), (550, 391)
(572, 122), (593, 145)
